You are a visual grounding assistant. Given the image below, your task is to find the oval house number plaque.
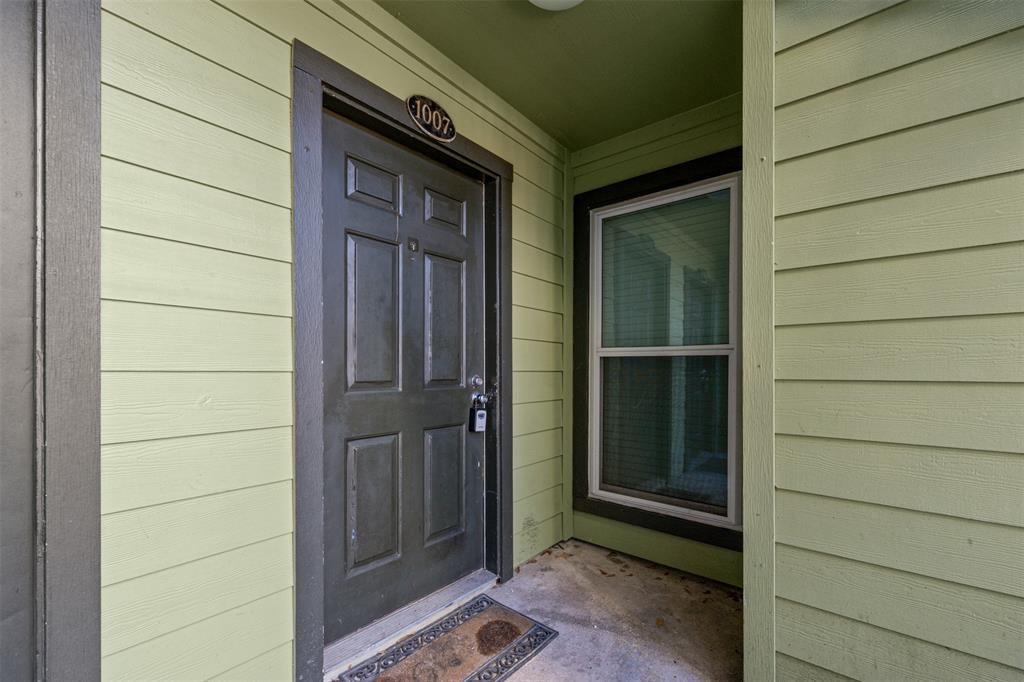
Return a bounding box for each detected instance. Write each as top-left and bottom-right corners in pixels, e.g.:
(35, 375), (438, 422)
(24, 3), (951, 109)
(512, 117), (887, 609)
(407, 94), (456, 143)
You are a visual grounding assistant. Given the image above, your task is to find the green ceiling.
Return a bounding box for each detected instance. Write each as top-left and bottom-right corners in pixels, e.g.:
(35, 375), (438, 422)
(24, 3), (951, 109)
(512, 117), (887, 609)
(377, 0), (742, 150)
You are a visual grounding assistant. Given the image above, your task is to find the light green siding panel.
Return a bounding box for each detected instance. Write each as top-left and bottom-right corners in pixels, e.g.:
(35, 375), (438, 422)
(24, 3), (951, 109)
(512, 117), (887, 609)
(775, 380), (1024, 453)
(573, 121), (741, 195)
(775, 4), (1024, 675)
(512, 307), (563, 343)
(776, 100), (1024, 216)
(102, 535), (292, 656)
(512, 401), (563, 436)
(777, 491), (1024, 597)
(101, 481), (292, 585)
(512, 371), (563, 405)
(513, 428), (562, 469)
(102, 229), (292, 317)
(101, 158), (292, 262)
(573, 512), (742, 587)
(571, 93), (741, 168)
(512, 340), (563, 372)
(774, 172), (1024, 270)
(774, 0), (901, 52)
(511, 273), (563, 313)
(775, 653), (853, 682)
(571, 101), (742, 195)
(776, 29), (1024, 160)
(102, 301), (292, 372)
(101, 11), (290, 150)
(775, 315), (1024, 382)
(101, 372), (292, 444)
(212, 642), (292, 682)
(776, 598), (1023, 682)
(101, 0), (291, 96)
(775, 0), (1024, 105)
(513, 485), (563, 537)
(512, 207), (563, 256)
(512, 457), (562, 502)
(513, 513), (563, 565)
(101, 427), (293, 515)
(512, 239), (563, 285)
(102, 588), (293, 682)
(776, 545), (1024, 668)
(513, 178), (562, 227)
(569, 93), (741, 195)
(102, 85), (291, 207)
(572, 109), (739, 181)
(775, 242), (1024, 326)
(102, 482), (293, 587)
(776, 435), (1024, 527)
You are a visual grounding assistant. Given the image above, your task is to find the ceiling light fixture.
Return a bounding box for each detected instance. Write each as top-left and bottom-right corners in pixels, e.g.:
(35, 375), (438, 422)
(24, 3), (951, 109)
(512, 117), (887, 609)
(528, 0), (584, 11)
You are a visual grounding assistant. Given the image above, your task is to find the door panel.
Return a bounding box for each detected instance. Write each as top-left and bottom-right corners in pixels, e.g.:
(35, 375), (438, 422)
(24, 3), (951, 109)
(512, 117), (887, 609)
(424, 253), (464, 387)
(346, 234), (400, 391)
(322, 110), (486, 643)
(423, 425), (465, 544)
(346, 434), (401, 573)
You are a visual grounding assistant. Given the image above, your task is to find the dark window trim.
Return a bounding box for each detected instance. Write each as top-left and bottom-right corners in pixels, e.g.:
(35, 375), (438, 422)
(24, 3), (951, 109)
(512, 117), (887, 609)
(1, 1), (102, 679)
(572, 148), (743, 552)
(291, 41), (515, 681)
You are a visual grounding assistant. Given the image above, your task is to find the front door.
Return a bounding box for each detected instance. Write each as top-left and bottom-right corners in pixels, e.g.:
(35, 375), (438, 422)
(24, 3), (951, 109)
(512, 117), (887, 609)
(321, 110), (487, 643)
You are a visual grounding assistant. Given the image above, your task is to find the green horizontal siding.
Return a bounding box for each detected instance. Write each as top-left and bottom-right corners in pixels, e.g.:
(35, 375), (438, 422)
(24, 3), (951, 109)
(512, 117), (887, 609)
(773, 0), (1024, 677)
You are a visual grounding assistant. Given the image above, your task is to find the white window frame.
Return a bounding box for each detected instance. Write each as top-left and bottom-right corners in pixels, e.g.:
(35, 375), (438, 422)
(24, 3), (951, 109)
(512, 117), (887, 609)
(587, 172), (742, 530)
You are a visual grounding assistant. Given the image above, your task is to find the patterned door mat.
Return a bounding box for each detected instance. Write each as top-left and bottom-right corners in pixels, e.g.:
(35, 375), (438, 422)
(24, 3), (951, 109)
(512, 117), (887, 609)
(338, 595), (557, 682)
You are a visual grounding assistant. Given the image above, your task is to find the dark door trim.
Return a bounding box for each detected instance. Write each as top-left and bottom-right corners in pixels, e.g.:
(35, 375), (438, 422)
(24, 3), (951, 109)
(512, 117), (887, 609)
(0, 0), (101, 679)
(291, 41), (514, 681)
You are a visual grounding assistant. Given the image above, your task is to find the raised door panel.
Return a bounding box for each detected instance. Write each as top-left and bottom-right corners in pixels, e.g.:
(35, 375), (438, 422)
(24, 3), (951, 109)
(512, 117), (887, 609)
(346, 234), (400, 391)
(424, 253), (464, 387)
(345, 434), (401, 574)
(423, 425), (465, 545)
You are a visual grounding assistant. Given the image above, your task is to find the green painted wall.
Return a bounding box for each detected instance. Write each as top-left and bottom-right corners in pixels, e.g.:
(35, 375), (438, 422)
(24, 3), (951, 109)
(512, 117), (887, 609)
(773, 1), (1024, 679)
(566, 93), (744, 586)
(99, 0), (570, 677)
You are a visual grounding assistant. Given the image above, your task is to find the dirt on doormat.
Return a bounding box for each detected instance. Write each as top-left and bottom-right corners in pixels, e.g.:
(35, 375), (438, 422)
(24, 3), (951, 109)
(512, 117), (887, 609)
(338, 595), (557, 682)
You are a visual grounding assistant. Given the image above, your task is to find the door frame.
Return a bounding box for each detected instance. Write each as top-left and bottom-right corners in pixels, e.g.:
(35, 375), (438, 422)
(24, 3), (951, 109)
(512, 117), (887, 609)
(1, 1), (101, 680)
(291, 41), (515, 681)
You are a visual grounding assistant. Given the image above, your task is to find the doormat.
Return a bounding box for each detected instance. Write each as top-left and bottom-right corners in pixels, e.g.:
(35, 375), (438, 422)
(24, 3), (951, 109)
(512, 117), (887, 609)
(338, 595), (557, 682)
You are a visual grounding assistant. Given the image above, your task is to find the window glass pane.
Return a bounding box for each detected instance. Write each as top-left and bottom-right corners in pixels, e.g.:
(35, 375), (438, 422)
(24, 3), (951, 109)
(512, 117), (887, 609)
(601, 189), (731, 347)
(600, 355), (729, 514)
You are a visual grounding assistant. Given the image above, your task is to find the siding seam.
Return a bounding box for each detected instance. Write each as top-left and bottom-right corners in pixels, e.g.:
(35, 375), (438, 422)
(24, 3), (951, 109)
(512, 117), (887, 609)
(775, 487), (1024, 531)
(775, 97), (1024, 165)
(772, 0), (910, 56)
(101, 81), (291, 154)
(101, 7), (288, 99)
(99, 155), (293, 211)
(100, 586), (294, 661)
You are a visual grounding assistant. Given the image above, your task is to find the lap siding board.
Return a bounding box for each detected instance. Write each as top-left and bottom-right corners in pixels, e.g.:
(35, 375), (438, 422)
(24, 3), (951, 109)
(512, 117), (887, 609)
(773, 1), (1024, 678)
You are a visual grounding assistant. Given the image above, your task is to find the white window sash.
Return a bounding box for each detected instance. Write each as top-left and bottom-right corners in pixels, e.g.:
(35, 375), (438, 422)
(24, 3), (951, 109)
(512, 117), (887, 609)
(587, 173), (742, 530)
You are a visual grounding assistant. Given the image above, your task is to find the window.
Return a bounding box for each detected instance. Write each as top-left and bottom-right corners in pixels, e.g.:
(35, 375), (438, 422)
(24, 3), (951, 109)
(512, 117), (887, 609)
(587, 173), (740, 529)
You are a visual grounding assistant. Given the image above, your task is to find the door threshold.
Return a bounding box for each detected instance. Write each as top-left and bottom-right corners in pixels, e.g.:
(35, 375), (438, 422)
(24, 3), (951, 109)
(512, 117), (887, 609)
(322, 568), (497, 681)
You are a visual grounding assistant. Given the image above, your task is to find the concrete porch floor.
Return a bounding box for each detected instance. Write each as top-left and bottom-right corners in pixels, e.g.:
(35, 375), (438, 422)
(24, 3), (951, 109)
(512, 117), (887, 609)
(487, 540), (743, 681)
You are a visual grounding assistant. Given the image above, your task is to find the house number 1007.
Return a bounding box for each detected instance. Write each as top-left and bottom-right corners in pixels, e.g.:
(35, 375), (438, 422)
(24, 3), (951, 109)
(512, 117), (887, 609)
(406, 94), (457, 143)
